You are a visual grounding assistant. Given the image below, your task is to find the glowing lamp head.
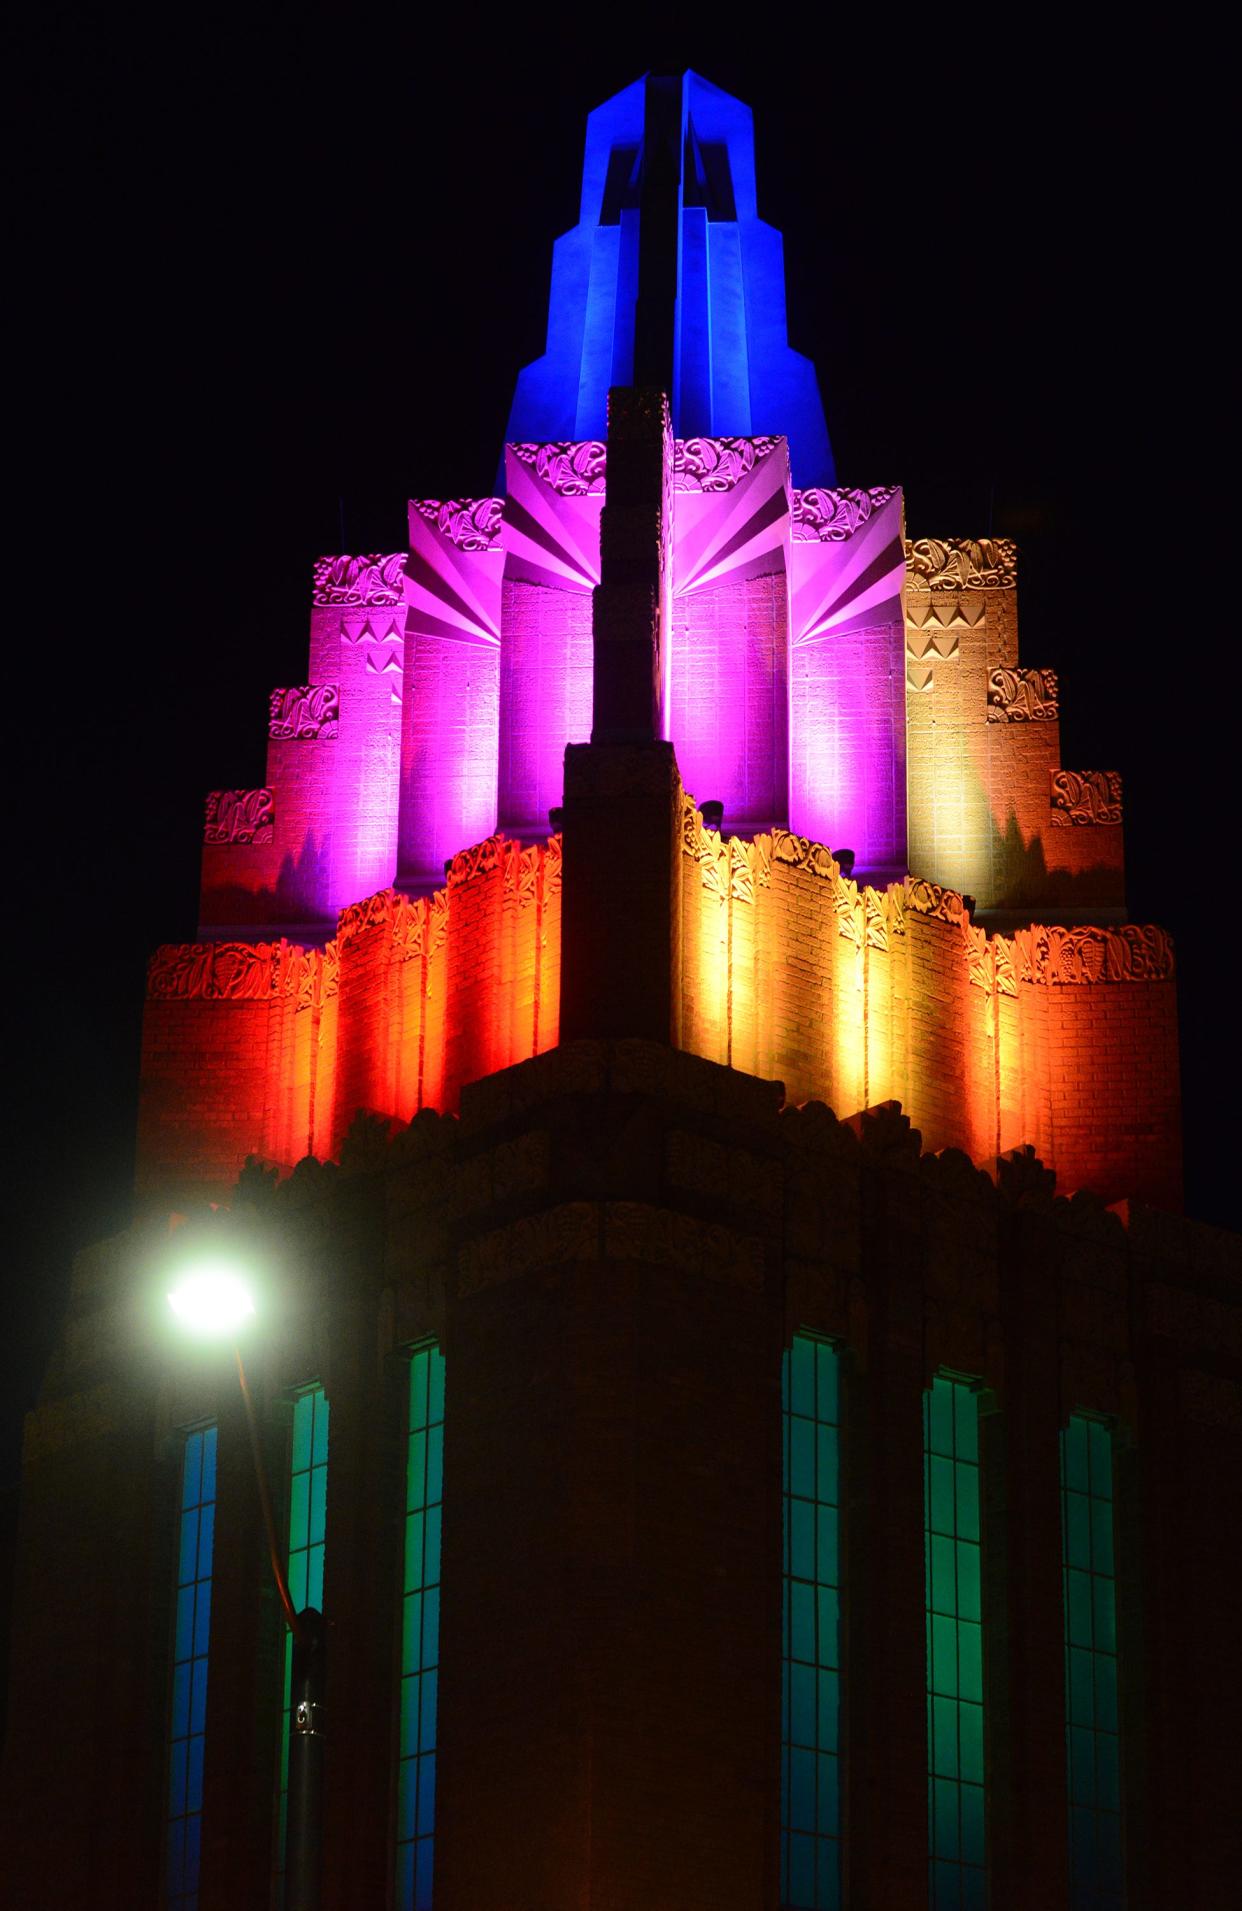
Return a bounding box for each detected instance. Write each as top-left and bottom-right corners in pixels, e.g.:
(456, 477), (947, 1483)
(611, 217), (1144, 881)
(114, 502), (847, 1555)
(168, 1262), (256, 1339)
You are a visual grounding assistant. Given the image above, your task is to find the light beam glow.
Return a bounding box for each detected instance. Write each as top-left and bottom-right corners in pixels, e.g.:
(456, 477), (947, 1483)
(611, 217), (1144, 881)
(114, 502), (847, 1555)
(168, 1263), (256, 1338)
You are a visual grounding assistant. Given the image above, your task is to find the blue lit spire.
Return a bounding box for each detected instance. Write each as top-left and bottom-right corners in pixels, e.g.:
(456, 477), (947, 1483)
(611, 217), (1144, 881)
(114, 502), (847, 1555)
(504, 71), (835, 486)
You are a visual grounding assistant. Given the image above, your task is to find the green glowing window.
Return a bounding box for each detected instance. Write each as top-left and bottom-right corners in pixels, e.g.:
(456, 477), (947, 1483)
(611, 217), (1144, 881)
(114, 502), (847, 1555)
(781, 1332), (842, 1911)
(1061, 1414), (1123, 1910)
(924, 1374), (986, 1910)
(167, 1422), (216, 1911)
(397, 1344), (445, 1911)
(277, 1383), (329, 1885)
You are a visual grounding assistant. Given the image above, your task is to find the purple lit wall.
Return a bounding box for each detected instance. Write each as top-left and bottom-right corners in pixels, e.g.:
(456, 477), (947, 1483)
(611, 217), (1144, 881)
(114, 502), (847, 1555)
(788, 486), (907, 875)
(198, 446), (910, 941)
(498, 443), (604, 838)
(399, 500), (502, 888)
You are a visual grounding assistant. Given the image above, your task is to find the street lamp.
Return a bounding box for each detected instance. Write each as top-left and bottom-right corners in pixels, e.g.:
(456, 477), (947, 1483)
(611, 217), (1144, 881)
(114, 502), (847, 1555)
(167, 1259), (324, 1911)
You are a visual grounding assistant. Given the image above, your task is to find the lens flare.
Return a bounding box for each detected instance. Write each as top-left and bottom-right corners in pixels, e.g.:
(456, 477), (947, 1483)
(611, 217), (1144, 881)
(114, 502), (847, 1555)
(168, 1263), (256, 1338)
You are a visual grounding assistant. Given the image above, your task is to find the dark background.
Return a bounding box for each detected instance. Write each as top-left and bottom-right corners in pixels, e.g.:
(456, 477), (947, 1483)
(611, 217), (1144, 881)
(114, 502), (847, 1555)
(6, 12), (1230, 1502)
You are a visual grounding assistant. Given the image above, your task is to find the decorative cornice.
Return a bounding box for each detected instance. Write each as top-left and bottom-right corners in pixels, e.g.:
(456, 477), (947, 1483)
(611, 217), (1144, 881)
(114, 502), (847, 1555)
(1050, 769), (1122, 826)
(447, 834), (505, 890)
(987, 666), (1058, 723)
(687, 802), (1165, 992)
(409, 498), (504, 551)
(508, 441), (607, 496)
(336, 887), (396, 948)
(147, 939), (337, 1006)
(269, 685), (339, 740)
(1010, 922), (1175, 985)
(673, 435), (783, 493)
(312, 552), (406, 606)
(792, 484), (899, 542)
(905, 536), (1017, 591)
(204, 788), (274, 845)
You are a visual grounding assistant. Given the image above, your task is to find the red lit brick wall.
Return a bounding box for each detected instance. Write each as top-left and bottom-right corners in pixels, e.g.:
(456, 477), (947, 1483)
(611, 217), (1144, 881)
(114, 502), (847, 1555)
(138, 835), (561, 1204)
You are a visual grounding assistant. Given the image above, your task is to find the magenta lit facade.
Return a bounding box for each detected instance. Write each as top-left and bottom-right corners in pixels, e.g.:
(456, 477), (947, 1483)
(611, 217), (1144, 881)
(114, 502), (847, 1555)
(200, 441), (906, 937)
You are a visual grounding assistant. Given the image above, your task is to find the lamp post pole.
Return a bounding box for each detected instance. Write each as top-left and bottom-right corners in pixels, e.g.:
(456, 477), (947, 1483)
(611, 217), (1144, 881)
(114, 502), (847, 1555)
(168, 1262), (324, 1906)
(233, 1342), (324, 1911)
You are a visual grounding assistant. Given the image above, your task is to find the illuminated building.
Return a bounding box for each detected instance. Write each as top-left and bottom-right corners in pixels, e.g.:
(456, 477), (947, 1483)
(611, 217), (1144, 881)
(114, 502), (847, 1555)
(2, 69), (1236, 1911)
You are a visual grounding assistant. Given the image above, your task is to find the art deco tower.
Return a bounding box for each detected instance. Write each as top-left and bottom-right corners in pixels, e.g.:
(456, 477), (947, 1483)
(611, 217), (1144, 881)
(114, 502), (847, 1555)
(2, 69), (1235, 1911)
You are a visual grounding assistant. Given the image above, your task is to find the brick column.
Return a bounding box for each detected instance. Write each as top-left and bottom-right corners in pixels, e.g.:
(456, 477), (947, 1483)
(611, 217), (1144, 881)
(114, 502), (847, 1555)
(561, 386), (682, 1048)
(435, 1042), (784, 1911)
(847, 1144), (929, 1910)
(989, 1200), (1070, 1910)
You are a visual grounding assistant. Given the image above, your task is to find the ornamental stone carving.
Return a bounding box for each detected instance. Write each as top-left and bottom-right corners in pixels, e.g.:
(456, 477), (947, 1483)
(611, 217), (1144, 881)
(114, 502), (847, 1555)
(792, 484), (899, 541)
(986, 666), (1058, 723)
(204, 787), (274, 845)
(336, 887), (395, 947)
(269, 684), (339, 740)
(1011, 922), (1175, 985)
(146, 937), (336, 1008)
(770, 828), (839, 882)
(410, 498), (504, 551)
(312, 552), (406, 606)
(508, 440), (607, 495)
(905, 536), (1017, 591)
(1050, 769), (1123, 826)
(905, 877), (969, 926)
(148, 942), (277, 1001)
(447, 834), (504, 889)
(672, 435), (783, 492)
(457, 1202), (601, 1296)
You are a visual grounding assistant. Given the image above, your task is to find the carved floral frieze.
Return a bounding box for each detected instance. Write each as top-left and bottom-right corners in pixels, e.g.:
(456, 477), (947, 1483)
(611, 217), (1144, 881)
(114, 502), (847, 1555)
(269, 685), (339, 740)
(1011, 923), (1174, 985)
(312, 553), (406, 606)
(410, 498), (504, 551)
(147, 938), (338, 1006)
(1050, 769), (1122, 826)
(509, 441), (607, 495)
(905, 536), (1017, 591)
(447, 834), (504, 889)
(987, 666), (1058, 723)
(204, 788), (274, 845)
(792, 484), (899, 541)
(673, 435), (783, 492)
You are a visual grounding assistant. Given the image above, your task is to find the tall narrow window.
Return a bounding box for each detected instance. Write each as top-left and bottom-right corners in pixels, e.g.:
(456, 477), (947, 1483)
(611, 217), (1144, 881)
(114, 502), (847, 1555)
(1061, 1414), (1123, 1910)
(167, 1422), (217, 1911)
(781, 1332), (842, 1910)
(924, 1374), (985, 1910)
(277, 1383), (329, 1885)
(397, 1343), (445, 1911)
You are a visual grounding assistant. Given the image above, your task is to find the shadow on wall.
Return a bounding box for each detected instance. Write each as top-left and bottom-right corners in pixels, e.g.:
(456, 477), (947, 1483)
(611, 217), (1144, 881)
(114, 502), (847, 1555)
(990, 811), (1126, 918)
(200, 832), (334, 937)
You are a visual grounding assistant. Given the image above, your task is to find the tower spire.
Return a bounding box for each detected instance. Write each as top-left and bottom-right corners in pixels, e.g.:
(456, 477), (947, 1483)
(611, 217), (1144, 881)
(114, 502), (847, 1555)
(503, 70), (835, 486)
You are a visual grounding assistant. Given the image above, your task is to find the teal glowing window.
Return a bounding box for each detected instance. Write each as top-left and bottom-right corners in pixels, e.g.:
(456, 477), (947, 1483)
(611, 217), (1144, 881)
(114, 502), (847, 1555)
(167, 1423), (216, 1911)
(397, 1344), (444, 1911)
(1061, 1414), (1123, 1910)
(924, 1375), (986, 1910)
(781, 1332), (842, 1910)
(277, 1384), (329, 1880)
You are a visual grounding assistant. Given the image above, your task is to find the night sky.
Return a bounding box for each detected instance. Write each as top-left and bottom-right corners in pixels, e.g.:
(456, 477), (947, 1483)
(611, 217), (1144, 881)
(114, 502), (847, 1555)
(7, 16), (1229, 1490)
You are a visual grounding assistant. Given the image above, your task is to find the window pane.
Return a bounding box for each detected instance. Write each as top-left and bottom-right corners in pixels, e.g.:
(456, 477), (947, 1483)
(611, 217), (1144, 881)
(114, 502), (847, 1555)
(1061, 1414), (1125, 1911)
(278, 1384), (330, 1888)
(781, 1334), (843, 1904)
(166, 1422), (216, 1909)
(398, 1345), (445, 1909)
(925, 1376), (985, 1903)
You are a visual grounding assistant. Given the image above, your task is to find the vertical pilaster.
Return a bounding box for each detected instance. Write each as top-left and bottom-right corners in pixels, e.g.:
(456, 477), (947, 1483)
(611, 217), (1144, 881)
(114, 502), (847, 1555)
(562, 387), (682, 1047)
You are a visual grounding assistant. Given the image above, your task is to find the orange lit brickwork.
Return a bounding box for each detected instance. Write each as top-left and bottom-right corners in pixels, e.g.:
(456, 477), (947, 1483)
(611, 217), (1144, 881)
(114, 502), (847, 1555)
(904, 538), (1125, 915)
(140, 774), (1178, 1213)
(676, 789), (1179, 1211)
(137, 833), (561, 1202)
